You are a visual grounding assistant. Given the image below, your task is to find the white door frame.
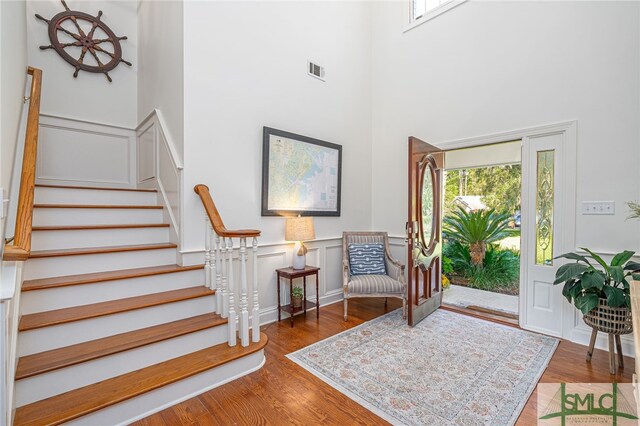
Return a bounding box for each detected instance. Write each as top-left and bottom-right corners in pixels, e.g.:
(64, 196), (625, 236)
(435, 120), (577, 337)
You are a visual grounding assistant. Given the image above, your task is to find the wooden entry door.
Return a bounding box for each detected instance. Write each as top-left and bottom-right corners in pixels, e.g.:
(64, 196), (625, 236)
(407, 136), (444, 326)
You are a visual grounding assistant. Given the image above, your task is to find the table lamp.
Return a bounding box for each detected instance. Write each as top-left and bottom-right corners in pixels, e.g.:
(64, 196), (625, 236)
(285, 216), (315, 270)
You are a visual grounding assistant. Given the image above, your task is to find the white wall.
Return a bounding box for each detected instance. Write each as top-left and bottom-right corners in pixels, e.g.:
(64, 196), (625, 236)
(371, 0), (640, 254)
(137, 0), (184, 159)
(182, 1), (374, 250)
(0, 0), (28, 195)
(26, 0), (137, 128)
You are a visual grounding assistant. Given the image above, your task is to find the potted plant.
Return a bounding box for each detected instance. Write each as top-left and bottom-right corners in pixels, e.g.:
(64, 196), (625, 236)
(292, 286), (304, 309)
(554, 248), (640, 333)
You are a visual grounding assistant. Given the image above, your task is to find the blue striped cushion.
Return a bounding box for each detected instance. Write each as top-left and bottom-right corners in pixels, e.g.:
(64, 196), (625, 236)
(348, 243), (386, 276)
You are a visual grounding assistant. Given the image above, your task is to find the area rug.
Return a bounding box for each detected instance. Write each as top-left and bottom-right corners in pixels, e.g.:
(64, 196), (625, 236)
(286, 309), (558, 425)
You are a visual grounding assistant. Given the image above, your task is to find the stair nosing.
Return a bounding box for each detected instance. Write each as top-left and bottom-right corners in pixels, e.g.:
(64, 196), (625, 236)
(22, 264), (204, 291)
(35, 184), (157, 193)
(34, 204), (163, 209)
(18, 287), (215, 331)
(28, 242), (177, 259)
(13, 334), (268, 426)
(32, 224), (170, 231)
(15, 313), (227, 380)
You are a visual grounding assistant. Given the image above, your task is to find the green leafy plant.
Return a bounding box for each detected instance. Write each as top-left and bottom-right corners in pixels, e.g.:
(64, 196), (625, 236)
(442, 256), (453, 275)
(443, 207), (512, 265)
(443, 241), (520, 292)
(292, 286), (304, 298)
(627, 201), (640, 220)
(554, 249), (640, 315)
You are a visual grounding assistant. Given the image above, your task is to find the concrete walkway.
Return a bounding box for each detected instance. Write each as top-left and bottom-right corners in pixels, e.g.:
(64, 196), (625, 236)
(443, 284), (519, 316)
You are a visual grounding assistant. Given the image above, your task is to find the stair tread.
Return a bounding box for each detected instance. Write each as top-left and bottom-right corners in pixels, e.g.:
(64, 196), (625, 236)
(19, 287), (214, 331)
(13, 333), (268, 426)
(16, 313), (226, 379)
(32, 224), (170, 231)
(36, 184), (157, 193)
(29, 242), (177, 258)
(23, 264), (204, 291)
(34, 204), (162, 209)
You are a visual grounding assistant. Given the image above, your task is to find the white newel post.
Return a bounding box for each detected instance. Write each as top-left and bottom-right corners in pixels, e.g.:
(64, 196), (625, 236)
(214, 235), (222, 315)
(220, 237), (228, 318)
(227, 238), (237, 346)
(252, 237), (260, 343)
(239, 238), (250, 347)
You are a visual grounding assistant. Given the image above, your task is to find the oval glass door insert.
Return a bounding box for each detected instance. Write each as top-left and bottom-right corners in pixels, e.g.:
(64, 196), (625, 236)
(421, 161), (435, 250)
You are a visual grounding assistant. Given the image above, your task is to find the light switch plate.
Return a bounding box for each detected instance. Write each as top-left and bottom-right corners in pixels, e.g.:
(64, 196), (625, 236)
(582, 201), (615, 215)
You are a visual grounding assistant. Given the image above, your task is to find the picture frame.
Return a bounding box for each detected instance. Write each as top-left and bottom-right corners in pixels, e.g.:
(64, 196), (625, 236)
(261, 127), (342, 217)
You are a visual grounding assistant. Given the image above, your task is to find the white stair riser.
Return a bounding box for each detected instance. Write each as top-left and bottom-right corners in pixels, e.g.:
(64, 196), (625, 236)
(31, 227), (170, 251)
(19, 295), (217, 355)
(65, 350), (265, 426)
(15, 325), (228, 406)
(21, 269), (205, 314)
(35, 187), (158, 206)
(33, 208), (163, 226)
(23, 248), (177, 280)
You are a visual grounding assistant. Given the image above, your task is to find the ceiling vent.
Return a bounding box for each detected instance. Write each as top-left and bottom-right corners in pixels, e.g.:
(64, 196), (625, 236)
(307, 61), (325, 81)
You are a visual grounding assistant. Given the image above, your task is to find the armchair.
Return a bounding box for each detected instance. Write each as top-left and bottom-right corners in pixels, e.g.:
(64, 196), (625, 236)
(342, 232), (407, 321)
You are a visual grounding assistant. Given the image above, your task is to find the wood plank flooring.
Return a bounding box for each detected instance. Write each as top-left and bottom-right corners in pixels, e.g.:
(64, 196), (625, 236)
(134, 298), (634, 426)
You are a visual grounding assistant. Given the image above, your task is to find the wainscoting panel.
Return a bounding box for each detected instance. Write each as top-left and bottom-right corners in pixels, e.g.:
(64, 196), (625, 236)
(36, 115), (136, 188)
(256, 251), (287, 311)
(157, 132), (180, 235)
(137, 122), (155, 183)
(324, 245), (344, 293)
(136, 110), (183, 245)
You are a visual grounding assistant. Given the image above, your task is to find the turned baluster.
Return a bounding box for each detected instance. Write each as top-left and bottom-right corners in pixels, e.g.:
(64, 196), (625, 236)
(214, 235), (222, 315)
(204, 217), (212, 290)
(227, 238), (237, 346)
(220, 237), (228, 319)
(252, 237), (260, 343)
(239, 238), (250, 347)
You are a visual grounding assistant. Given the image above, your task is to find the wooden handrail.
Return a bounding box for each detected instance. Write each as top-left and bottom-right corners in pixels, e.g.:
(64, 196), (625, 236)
(194, 184), (261, 238)
(3, 67), (43, 261)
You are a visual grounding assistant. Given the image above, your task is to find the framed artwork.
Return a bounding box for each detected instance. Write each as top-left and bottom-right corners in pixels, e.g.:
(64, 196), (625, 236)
(262, 127), (342, 217)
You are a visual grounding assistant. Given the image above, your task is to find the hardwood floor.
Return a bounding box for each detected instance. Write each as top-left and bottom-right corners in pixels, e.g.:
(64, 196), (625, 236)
(134, 298), (634, 426)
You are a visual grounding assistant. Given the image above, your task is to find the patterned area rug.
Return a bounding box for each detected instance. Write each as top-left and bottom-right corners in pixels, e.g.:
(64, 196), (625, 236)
(287, 309), (558, 425)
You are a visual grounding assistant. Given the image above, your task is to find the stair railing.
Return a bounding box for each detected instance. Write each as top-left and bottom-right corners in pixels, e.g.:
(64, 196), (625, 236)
(3, 67), (43, 261)
(194, 184), (261, 347)
(1, 67), (42, 426)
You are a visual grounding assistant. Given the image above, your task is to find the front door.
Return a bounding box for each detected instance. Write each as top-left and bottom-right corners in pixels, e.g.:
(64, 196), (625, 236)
(407, 136), (444, 326)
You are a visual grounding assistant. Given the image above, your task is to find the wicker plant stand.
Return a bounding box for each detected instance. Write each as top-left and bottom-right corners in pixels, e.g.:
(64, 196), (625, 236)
(584, 298), (633, 374)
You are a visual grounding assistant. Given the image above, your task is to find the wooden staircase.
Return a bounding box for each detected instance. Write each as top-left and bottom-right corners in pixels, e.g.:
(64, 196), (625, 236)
(12, 184), (267, 426)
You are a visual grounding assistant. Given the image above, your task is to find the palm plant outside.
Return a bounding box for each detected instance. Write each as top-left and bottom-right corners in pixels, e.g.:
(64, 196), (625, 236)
(443, 207), (512, 265)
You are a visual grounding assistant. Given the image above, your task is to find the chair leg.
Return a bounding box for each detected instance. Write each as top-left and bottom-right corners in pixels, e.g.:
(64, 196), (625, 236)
(343, 298), (348, 321)
(384, 297), (388, 308)
(402, 298), (407, 319)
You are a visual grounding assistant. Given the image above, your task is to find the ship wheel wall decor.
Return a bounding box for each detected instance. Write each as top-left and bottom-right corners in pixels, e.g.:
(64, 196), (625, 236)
(36, 0), (132, 82)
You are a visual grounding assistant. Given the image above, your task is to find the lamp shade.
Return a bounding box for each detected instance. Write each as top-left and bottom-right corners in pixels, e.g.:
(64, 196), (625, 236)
(285, 216), (315, 242)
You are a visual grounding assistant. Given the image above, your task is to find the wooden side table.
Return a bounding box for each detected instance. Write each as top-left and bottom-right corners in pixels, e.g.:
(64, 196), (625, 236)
(276, 266), (320, 327)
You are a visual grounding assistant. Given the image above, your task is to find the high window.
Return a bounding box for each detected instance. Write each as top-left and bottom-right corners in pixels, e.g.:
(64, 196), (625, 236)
(407, 0), (466, 30)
